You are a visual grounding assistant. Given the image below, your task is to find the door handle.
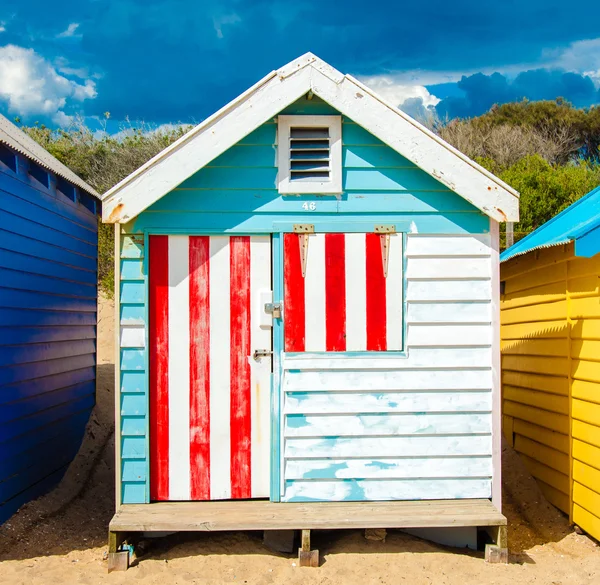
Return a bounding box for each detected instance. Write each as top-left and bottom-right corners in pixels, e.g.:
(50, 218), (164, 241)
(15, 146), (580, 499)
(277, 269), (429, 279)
(253, 349), (273, 361)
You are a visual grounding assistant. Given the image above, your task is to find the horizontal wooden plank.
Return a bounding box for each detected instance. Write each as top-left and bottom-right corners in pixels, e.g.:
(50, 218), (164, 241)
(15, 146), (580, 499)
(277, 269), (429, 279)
(572, 379), (600, 405)
(0, 307), (97, 327)
(568, 276), (599, 298)
(568, 255), (600, 280)
(110, 499), (506, 532)
(0, 268), (96, 298)
(406, 280), (491, 302)
(501, 370), (568, 395)
(573, 503), (600, 541)
(0, 288), (97, 313)
(121, 394), (147, 417)
(501, 300), (567, 325)
(122, 460), (146, 483)
(122, 437), (146, 459)
(514, 435), (569, 475)
(572, 398), (600, 427)
(284, 390), (492, 415)
(0, 325), (95, 345)
(407, 324), (491, 347)
(0, 339), (96, 367)
(519, 454), (570, 495)
(501, 320), (567, 340)
(536, 479), (570, 514)
(513, 419), (569, 454)
(120, 259), (144, 280)
(284, 435), (491, 459)
(285, 456), (492, 480)
(121, 235), (144, 259)
(504, 401), (569, 434)
(503, 262), (567, 295)
(121, 416), (145, 436)
(1, 353), (95, 386)
(571, 339), (600, 362)
(502, 355), (568, 377)
(406, 257), (490, 279)
(570, 297), (600, 320)
(120, 325), (145, 348)
(405, 235), (490, 257)
(121, 371), (147, 394)
(573, 420), (600, 450)
(284, 369), (492, 392)
(120, 304), (145, 325)
(120, 281), (145, 304)
(407, 302), (490, 324)
(571, 319), (600, 340)
(572, 359), (600, 384)
(501, 244), (572, 281)
(501, 338), (568, 357)
(573, 460), (600, 495)
(573, 438), (600, 470)
(501, 282), (566, 310)
(121, 349), (145, 372)
(503, 386), (569, 415)
(574, 482), (600, 522)
(284, 412), (491, 437)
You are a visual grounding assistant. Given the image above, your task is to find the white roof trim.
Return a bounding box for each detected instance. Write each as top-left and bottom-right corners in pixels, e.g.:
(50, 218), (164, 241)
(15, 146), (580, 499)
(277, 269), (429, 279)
(0, 114), (99, 198)
(102, 53), (519, 223)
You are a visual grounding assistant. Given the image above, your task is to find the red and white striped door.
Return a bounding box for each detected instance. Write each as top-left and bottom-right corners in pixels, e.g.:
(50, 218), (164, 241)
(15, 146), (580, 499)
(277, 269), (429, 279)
(148, 235), (272, 501)
(284, 232), (403, 352)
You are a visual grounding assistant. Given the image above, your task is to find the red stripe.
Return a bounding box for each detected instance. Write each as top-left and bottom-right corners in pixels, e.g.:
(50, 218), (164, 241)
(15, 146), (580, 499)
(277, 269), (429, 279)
(325, 233), (346, 351)
(229, 236), (252, 499)
(149, 235), (170, 501)
(366, 233), (387, 351)
(283, 233), (306, 352)
(189, 236), (211, 500)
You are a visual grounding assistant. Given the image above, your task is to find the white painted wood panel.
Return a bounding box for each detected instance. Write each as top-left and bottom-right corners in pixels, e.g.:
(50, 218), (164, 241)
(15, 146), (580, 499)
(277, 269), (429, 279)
(405, 234), (491, 257)
(285, 456), (493, 480)
(120, 325), (145, 348)
(406, 302), (491, 324)
(407, 324), (491, 347)
(284, 390), (492, 414)
(344, 233), (367, 351)
(283, 478), (492, 502)
(406, 280), (491, 302)
(406, 257), (491, 279)
(285, 435), (492, 459)
(284, 413), (492, 437)
(283, 368), (492, 392)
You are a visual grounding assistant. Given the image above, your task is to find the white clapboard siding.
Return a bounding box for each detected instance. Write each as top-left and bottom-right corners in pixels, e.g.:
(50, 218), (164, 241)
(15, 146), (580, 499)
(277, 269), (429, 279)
(284, 390), (493, 414)
(120, 325), (145, 348)
(405, 234), (491, 257)
(280, 232), (496, 503)
(284, 368), (492, 392)
(283, 479), (492, 502)
(284, 413), (492, 437)
(407, 324), (491, 347)
(285, 456), (493, 480)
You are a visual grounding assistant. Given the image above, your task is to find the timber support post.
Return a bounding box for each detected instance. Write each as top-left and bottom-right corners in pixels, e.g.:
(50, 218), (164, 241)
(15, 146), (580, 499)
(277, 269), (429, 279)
(108, 530), (130, 572)
(484, 524), (508, 564)
(298, 529), (319, 567)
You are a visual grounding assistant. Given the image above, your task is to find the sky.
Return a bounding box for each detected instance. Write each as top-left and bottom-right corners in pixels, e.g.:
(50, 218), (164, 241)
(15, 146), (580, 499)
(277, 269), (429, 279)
(0, 0), (600, 131)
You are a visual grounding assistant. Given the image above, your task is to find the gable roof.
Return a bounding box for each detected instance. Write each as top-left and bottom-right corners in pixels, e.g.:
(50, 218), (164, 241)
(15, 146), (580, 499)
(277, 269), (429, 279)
(0, 114), (100, 199)
(102, 53), (519, 224)
(501, 185), (600, 262)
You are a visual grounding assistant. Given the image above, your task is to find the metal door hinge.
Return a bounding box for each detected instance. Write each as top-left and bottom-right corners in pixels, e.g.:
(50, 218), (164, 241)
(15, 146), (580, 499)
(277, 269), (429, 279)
(264, 302), (282, 319)
(374, 225), (396, 233)
(253, 349), (273, 361)
(293, 224), (314, 233)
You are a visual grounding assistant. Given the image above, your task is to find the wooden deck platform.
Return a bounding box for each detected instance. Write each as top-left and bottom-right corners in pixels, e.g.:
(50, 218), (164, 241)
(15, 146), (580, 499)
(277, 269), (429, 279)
(110, 499), (506, 533)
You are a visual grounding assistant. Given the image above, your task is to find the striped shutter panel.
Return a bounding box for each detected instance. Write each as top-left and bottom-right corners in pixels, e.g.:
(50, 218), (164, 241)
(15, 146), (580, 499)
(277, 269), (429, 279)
(284, 233), (403, 352)
(149, 235), (271, 501)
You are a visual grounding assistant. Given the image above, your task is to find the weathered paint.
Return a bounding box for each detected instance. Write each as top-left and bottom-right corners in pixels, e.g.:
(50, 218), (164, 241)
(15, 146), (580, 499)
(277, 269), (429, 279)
(501, 243), (600, 540)
(0, 145), (98, 524)
(117, 95), (498, 505)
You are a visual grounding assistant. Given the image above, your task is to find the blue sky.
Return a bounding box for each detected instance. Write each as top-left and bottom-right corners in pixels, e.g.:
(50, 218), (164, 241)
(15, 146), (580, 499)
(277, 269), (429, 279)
(1, 0), (599, 130)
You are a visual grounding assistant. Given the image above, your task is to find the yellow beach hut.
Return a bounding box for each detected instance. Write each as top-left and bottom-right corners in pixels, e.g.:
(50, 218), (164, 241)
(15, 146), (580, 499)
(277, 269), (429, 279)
(500, 185), (600, 540)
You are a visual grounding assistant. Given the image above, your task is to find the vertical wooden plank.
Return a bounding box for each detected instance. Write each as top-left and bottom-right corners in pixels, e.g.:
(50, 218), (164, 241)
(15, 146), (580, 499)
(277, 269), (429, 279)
(230, 236), (252, 499)
(304, 234), (326, 351)
(149, 235), (170, 501)
(325, 233), (346, 351)
(284, 233), (305, 352)
(490, 220), (501, 511)
(345, 233), (367, 351)
(189, 236), (211, 500)
(366, 233), (387, 351)
(114, 228), (122, 508)
(386, 234), (403, 351)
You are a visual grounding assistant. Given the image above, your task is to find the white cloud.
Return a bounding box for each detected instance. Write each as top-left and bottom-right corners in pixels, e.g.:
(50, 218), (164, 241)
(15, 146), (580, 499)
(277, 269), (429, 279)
(57, 22), (81, 39)
(0, 45), (97, 125)
(213, 13), (241, 39)
(547, 37), (600, 84)
(357, 74), (441, 109)
(0, 22), (6, 33)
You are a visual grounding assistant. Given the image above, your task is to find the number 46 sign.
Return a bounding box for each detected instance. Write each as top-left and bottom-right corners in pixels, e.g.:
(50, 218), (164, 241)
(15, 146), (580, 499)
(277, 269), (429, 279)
(302, 202), (316, 211)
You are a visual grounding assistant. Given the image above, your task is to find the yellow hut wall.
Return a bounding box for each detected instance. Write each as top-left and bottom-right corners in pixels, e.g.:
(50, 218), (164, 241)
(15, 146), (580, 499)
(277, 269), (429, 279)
(501, 243), (600, 540)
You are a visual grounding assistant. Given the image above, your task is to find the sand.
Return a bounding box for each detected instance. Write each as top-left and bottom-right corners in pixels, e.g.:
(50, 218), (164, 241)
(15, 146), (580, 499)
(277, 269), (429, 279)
(0, 293), (599, 584)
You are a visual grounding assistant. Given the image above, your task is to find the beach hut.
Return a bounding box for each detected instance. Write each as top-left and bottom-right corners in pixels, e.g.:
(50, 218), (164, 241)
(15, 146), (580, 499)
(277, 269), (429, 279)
(102, 53), (519, 570)
(501, 185), (600, 541)
(0, 115), (101, 523)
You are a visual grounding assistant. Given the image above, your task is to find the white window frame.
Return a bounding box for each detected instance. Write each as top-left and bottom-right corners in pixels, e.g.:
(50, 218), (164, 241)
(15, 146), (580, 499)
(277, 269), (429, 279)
(277, 115), (342, 195)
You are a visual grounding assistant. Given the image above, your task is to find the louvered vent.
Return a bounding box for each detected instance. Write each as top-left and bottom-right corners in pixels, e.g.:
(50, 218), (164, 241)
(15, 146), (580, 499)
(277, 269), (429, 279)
(289, 127), (330, 182)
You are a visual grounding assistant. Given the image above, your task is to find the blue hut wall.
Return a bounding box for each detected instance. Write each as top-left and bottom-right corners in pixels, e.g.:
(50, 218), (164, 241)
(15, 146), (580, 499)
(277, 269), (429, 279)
(0, 145), (98, 524)
(117, 96), (496, 505)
